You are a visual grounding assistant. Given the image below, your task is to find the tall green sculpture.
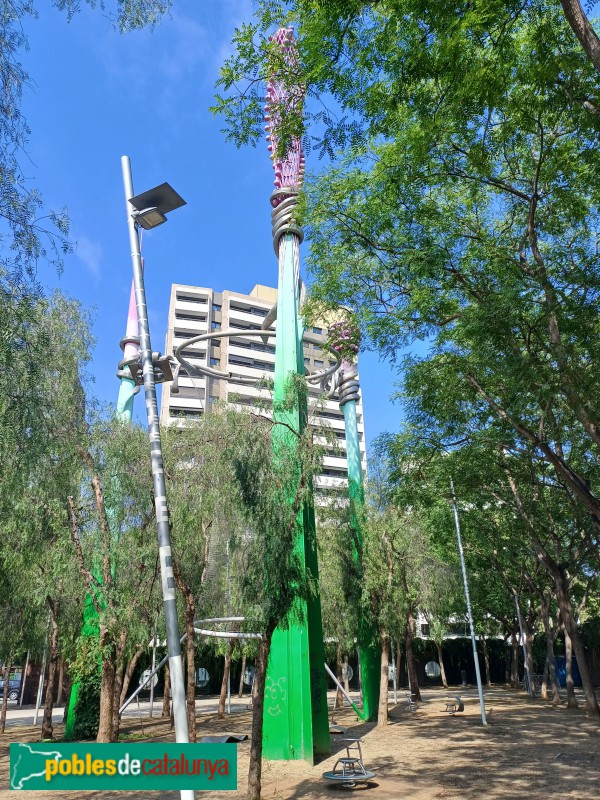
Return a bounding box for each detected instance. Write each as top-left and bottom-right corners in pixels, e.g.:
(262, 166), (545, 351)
(329, 320), (381, 721)
(261, 26), (330, 762)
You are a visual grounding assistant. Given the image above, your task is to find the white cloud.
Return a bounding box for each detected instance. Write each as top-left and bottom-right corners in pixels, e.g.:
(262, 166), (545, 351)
(76, 235), (103, 281)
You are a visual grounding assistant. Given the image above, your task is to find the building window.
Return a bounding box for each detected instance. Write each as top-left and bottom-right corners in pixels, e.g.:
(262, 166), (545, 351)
(176, 293), (207, 304)
(304, 357), (310, 365)
(420, 623), (430, 638)
(212, 304), (222, 312)
(312, 326), (323, 335)
(210, 357), (220, 367)
(314, 359), (324, 367)
(212, 321), (221, 330)
(208, 395), (219, 404)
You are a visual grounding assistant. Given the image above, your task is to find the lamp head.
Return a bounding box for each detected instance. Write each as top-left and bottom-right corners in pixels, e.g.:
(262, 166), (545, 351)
(128, 182), (186, 228)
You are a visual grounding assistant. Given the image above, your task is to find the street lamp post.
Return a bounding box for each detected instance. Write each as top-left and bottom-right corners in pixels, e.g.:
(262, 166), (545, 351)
(449, 479), (487, 725)
(121, 156), (193, 800)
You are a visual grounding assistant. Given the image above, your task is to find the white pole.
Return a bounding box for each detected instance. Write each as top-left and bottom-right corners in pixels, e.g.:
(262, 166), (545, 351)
(19, 651), (29, 707)
(149, 617), (158, 718)
(121, 156), (193, 800)
(450, 480), (487, 725)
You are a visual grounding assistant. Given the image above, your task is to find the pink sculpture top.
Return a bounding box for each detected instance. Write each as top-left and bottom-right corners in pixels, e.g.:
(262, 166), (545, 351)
(122, 280), (140, 365)
(265, 27), (305, 208)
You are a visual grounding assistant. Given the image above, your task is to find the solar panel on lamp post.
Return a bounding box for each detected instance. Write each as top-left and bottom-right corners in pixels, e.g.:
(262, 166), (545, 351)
(121, 156), (194, 800)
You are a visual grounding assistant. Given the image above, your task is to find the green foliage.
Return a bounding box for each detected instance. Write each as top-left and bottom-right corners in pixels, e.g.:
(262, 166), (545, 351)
(53, 0), (172, 31)
(68, 632), (102, 740)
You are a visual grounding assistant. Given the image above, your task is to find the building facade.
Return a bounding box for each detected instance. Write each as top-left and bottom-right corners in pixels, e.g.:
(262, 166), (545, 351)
(160, 283), (367, 497)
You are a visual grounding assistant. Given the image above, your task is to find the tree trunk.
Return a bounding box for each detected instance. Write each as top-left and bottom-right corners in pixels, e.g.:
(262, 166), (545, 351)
(56, 657), (64, 706)
(343, 653), (350, 694)
(553, 568), (599, 715)
(42, 604), (60, 740)
(559, 0), (600, 73)
(540, 598), (561, 704)
(0, 659), (11, 735)
(405, 611), (421, 701)
(541, 656), (549, 700)
(377, 631), (390, 727)
(335, 642), (344, 709)
(479, 636), (491, 688)
(247, 626), (274, 800)
(565, 631), (578, 709)
(111, 631), (129, 743)
(238, 655), (246, 698)
(119, 646), (144, 709)
(96, 627), (116, 742)
(435, 642), (448, 689)
(511, 626), (520, 688)
(162, 662), (171, 718)
(396, 640), (402, 688)
(524, 631), (536, 694)
(112, 662), (125, 743)
(218, 642), (234, 718)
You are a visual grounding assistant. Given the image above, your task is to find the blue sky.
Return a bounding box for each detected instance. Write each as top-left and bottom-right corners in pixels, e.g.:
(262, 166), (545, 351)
(21, 0), (403, 448)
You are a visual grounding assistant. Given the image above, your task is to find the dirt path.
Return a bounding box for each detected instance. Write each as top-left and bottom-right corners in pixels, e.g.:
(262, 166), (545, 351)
(1, 687), (599, 799)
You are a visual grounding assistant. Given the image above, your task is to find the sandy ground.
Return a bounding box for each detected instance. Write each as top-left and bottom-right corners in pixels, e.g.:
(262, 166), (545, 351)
(1, 686), (599, 799)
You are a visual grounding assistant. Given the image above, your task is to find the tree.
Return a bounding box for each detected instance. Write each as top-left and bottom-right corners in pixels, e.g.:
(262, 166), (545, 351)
(225, 406), (325, 800)
(385, 426), (600, 714)
(216, 2), (600, 524)
(161, 411), (252, 740)
(1, 1), (172, 298)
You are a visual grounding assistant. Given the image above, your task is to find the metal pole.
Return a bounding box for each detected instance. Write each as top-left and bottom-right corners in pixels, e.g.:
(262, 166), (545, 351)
(19, 651), (29, 707)
(149, 616), (157, 718)
(33, 648), (47, 726)
(450, 479), (487, 725)
(121, 156), (193, 800)
(514, 594), (535, 697)
(323, 663), (366, 720)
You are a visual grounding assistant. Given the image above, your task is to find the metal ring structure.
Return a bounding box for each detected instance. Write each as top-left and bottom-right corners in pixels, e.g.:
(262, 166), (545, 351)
(270, 188), (304, 255)
(338, 362), (360, 407)
(192, 616), (262, 641)
(321, 770), (376, 788)
(174, 328), (341, 388)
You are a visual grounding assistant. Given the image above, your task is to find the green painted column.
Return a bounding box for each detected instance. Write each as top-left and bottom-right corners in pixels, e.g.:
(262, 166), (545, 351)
(341, 380), (381, 721)
(115, 376), (137, 421)
(261, 231), (330, 762)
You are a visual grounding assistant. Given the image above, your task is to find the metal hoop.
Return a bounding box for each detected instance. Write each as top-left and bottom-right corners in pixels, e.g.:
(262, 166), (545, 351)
(192, 616), (261, 641)
(174, 327), (341, 387)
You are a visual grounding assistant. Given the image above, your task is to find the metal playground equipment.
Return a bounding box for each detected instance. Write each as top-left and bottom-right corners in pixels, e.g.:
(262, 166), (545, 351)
(322, 738), (376, 788)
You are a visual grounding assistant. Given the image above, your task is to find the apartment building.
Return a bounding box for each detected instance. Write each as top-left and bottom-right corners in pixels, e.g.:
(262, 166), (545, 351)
(160, 283), (367, 497)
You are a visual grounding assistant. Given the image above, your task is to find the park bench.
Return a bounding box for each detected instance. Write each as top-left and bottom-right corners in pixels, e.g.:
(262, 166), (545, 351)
(444, 695), (464, 714)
